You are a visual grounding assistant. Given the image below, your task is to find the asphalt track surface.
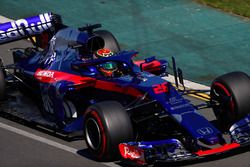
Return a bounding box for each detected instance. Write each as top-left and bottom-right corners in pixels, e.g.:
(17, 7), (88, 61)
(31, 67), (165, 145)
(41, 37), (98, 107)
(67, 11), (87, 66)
(0, 41), (250, 167)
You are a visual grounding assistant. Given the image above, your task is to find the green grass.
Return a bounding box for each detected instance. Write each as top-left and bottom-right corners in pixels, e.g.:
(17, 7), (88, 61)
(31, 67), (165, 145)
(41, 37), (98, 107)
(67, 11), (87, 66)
(195, 0), (250, 18)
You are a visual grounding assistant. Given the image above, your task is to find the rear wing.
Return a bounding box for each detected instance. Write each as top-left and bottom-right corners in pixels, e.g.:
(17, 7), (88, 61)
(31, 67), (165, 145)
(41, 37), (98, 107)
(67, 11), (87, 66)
(0, 12), (62, 47)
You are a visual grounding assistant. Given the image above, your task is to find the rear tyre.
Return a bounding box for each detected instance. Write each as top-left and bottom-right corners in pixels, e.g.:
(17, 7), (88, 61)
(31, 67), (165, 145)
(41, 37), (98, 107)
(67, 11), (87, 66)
(94, 30), (121, 53)
(84, 101), (133, 161)
(210, 71), (250, 129)
(0, 67), (6, 101)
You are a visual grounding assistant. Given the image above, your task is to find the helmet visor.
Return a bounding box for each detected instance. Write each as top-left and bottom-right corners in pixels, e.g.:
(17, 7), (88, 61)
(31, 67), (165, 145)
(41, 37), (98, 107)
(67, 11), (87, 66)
(101, 62), (117, 70)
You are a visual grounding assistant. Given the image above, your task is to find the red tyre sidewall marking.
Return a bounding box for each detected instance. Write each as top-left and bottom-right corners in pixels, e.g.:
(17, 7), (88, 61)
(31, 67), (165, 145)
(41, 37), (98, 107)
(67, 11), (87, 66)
(88, 110), (107, 159)
(213, 82), (235, 112)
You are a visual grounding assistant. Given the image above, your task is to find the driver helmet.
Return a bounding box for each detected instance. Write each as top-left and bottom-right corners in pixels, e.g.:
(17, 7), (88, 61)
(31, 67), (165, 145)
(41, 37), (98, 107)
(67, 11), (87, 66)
(95, 48), (117, 77)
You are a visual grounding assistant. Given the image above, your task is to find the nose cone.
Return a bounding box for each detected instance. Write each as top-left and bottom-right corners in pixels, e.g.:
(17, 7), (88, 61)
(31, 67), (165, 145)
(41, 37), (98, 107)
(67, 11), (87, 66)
(196, 127), (221, 145)
(199, 135), (220, 145)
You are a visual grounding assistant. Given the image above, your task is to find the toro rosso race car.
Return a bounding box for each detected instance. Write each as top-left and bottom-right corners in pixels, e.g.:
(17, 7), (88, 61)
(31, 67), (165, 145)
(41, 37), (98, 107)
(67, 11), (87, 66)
(1, 13), (250, 166)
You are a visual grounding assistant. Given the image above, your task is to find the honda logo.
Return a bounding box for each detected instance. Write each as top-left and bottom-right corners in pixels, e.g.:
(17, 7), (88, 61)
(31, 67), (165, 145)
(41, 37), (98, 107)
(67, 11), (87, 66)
(197, 127), (213, 135)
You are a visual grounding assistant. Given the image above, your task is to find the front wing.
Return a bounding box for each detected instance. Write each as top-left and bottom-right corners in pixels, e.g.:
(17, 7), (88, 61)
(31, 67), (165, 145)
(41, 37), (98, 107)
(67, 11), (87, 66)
(119, 114), (250, 166)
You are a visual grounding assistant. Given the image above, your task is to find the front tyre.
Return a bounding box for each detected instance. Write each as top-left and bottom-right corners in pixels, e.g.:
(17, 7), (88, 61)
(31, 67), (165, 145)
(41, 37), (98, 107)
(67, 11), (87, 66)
(84, 101), (133, 161)
(210, 71), (250, 129)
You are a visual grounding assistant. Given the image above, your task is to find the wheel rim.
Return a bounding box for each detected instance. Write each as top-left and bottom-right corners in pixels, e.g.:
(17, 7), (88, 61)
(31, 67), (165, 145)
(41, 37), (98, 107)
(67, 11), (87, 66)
(212, 82), (235, 112)
(211, 82), (236, 126)
(85, 118), (101, 150)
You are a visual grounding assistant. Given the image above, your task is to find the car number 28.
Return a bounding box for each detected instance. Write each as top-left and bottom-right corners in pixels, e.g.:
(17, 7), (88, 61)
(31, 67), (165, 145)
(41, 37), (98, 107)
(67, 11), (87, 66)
(152, 82), (168, 94)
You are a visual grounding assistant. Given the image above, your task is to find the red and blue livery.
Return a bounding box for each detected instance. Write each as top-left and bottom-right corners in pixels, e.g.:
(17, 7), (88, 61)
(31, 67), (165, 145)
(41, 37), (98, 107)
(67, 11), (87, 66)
(1, 13), (250, 166)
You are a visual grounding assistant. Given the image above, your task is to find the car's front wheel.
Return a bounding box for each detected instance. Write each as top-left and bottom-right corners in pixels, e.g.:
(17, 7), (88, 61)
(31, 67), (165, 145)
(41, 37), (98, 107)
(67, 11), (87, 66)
(210, 71), (250, 129)
(83, 101), (133, 161)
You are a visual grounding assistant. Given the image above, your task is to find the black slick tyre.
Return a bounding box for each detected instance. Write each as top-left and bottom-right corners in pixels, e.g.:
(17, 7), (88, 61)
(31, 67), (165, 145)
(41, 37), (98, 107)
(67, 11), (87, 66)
(210, 71), (250, 129)
(94, 30), (120, 53)
(84, 101), (133, 161)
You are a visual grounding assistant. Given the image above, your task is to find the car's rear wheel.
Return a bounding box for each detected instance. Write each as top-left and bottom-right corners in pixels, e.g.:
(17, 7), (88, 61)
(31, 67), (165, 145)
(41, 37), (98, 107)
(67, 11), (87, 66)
(210, 71), (250, 129)
(94, 30), (121, 53)
(84, 101), (133, 161)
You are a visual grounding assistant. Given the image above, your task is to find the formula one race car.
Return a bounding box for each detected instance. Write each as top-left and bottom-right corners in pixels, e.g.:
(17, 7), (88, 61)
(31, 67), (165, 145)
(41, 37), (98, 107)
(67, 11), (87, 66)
(1, 13), (250, 166)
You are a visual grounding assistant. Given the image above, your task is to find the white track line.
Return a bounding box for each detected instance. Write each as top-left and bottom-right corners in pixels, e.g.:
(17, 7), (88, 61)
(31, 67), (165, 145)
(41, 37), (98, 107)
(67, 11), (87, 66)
(0, 122), (79, 154)
(0, 122), (120, 167)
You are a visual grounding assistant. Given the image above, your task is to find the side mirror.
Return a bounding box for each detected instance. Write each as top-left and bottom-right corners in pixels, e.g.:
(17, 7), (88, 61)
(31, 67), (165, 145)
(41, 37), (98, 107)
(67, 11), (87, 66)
(140, 56), (156, 71)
